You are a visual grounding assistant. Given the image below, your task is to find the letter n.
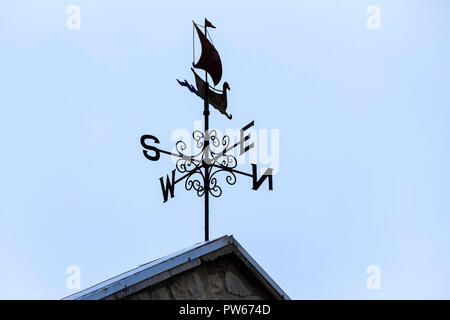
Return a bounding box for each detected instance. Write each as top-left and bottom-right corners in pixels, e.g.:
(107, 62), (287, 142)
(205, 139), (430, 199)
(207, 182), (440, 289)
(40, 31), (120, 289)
(251, 164), (273, 191)
(160, 170), (176, 203)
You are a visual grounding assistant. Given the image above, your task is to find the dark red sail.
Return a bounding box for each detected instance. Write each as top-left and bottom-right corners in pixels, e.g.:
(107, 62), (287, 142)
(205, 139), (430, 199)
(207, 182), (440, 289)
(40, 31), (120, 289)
(193, 24), (222, 86)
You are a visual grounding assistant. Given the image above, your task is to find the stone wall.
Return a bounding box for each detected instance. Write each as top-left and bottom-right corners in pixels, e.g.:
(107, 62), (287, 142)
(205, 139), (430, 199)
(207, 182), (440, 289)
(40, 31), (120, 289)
(121, 255), (274, 300)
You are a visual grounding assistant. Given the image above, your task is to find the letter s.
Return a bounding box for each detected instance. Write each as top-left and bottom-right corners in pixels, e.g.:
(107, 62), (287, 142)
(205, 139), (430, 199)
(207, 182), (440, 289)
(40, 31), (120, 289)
(141, 135), (161, 161)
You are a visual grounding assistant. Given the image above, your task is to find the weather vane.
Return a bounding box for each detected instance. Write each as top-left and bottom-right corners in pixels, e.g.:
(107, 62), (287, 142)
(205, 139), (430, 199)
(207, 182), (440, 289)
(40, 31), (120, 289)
(140, 18), (273, 241)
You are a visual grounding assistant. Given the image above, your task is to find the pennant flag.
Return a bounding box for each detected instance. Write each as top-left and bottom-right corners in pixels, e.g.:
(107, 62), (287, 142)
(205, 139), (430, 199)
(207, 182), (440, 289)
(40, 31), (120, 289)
(205, 18), (216, 29)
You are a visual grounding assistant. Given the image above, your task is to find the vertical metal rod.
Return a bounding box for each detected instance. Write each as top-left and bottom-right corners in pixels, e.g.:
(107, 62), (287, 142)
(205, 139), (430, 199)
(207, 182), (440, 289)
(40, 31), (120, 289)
(203, 23), (210, 242)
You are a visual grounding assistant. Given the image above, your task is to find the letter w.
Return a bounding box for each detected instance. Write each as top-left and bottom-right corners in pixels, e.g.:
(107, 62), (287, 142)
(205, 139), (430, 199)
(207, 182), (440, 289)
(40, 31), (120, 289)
(251, 164), (273, 190)
(160, 170), (176, 203)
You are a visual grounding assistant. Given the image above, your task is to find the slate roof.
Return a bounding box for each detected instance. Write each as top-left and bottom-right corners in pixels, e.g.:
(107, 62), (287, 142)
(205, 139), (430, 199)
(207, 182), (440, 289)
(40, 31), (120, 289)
(63, 235), (289, 300)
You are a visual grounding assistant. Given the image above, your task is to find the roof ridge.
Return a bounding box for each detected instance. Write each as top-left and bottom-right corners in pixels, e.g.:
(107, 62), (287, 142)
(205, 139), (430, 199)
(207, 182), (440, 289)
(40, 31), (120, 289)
(62, 235), (231, 300)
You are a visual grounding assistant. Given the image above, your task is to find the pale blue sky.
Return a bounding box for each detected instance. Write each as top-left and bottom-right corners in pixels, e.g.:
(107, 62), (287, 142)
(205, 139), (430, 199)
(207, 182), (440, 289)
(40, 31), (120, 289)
(1, 1), (449, 299)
